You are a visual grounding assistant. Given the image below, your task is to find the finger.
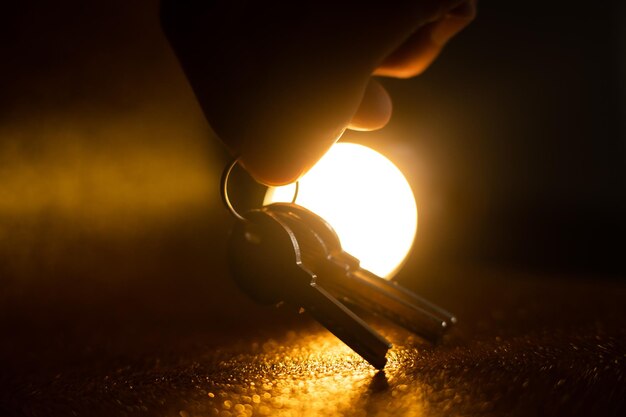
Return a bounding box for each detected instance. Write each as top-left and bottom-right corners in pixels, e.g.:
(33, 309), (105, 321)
(347, 79), (392, 132)
(162, 0), (471, 186)
(238, 123), (348, 187)
(374, 0), (476, 79)
(240, 78), (392, 185)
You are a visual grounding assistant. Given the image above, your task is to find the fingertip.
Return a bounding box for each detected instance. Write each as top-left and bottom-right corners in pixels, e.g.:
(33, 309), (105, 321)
(240, 161), (305, 187)
(239, 80), (392, 185)
(238, 128), (346, 186)
(347, 79), (392, 132)
(239, 149), (309, 186)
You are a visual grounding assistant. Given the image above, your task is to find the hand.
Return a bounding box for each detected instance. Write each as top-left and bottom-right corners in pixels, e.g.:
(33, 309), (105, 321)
(161, 0), (476, 185)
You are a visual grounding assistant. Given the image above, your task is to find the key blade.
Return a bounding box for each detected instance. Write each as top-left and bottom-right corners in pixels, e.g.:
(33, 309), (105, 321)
(254, 206), (391, 369)
(299, 280), (391, 370)
(328, 263), (455, 343)
(269, 203), (456, 343)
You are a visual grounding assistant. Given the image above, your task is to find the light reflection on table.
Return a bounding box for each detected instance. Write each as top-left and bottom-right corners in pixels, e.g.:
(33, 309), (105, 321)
(179, 327), (435, 417)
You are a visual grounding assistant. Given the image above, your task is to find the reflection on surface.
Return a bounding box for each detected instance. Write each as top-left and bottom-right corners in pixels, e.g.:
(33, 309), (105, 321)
(3, 271), (624, 416)
(179, 328), (432, 417)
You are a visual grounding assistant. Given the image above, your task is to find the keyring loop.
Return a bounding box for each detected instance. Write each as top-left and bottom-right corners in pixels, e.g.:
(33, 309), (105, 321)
(220, 158), (246, 221)
(220, 158), (300, 221)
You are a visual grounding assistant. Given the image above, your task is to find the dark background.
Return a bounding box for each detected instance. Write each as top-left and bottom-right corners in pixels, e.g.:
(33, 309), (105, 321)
(366, 0), (625, 275)
(0, 1), (624, 416)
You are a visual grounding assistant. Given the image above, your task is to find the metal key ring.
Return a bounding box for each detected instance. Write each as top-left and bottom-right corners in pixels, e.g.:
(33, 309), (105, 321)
(220, 158), (299, 221)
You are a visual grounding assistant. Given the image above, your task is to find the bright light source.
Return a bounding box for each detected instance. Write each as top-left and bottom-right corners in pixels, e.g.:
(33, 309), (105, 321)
(264, 143), (417, 278)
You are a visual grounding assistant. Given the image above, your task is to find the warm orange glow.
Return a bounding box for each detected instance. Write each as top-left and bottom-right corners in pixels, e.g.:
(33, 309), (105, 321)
(180, 328), (429, 417)
(264, 143), (418, 278)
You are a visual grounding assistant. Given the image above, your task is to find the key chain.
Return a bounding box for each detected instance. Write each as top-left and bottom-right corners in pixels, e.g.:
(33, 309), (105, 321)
(221, 158), (456, 369)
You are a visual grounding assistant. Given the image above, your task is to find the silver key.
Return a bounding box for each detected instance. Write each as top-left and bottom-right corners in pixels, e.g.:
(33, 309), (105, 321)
(228, 202), (455, 369)
(229, 203), (390, 368)
(268, 203), (456, 341)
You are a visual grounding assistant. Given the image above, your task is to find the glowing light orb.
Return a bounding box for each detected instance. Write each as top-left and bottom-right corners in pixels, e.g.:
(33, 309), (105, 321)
(264, 142), (417, 278)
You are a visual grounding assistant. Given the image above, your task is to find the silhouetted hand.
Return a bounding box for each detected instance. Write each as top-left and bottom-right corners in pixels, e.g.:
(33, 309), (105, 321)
(161, 0), (476, 185)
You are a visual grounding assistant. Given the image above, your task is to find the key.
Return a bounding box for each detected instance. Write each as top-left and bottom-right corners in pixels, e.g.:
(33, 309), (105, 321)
(229, 204), (391, 369)
(228, 202), (456, 369)
(268, 203), (456, 343)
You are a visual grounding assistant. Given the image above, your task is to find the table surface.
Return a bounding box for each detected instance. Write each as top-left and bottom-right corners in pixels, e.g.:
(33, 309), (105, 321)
(0, 2), (624, 415)
(2, 263), (625, 417)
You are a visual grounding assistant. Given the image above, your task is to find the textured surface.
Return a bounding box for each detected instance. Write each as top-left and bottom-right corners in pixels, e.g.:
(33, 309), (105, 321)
(0, 2), (624, 416)
(2, 268), (625, 417)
